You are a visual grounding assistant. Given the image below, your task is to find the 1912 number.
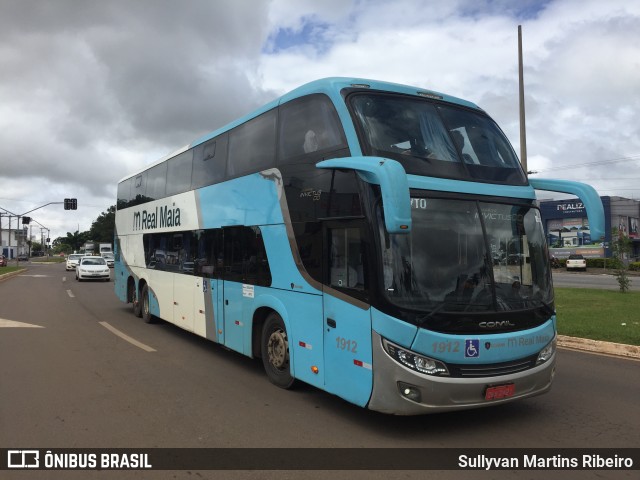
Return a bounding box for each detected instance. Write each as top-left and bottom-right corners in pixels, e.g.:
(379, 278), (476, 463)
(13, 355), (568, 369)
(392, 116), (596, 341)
(336, 337), (358, 353)
(432, 341), (460, 354)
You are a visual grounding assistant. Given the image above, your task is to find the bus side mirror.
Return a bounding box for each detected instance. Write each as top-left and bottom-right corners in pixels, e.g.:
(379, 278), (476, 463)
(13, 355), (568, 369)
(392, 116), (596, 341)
(529, 178), (605, 241)
(316, 156), (412, 234)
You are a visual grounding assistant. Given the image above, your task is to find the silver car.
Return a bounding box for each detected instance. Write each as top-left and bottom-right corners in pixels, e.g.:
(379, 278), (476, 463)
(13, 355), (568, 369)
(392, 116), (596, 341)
(101, 252), (115, 268)
(566, 254), (587, 271)
(76, 256), (110, 281)
(65, 253), (84, 271)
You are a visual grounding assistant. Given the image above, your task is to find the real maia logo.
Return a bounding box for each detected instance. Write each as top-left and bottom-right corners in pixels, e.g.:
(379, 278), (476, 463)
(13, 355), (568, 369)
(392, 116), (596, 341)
(133, 204), (181, 231)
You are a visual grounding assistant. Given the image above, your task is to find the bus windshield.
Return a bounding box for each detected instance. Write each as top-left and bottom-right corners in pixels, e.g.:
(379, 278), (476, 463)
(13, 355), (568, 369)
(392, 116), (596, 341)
(350, 93), (527, 184)
(379, 198), (553, 315)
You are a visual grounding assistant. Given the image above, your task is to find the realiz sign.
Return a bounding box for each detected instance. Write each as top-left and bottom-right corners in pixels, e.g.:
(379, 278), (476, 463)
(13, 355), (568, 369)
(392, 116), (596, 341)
(556, 202), (585, 214)
(133, 204), (181, 231)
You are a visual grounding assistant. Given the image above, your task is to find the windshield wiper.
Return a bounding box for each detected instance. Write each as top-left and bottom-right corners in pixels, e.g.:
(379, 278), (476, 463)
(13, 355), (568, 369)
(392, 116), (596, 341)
(415, 303), (447, 325)
(538, 300), (555, 317)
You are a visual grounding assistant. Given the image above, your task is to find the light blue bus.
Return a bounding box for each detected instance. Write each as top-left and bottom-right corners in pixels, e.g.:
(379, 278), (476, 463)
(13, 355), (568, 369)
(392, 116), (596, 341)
(114, 78), (604, 414)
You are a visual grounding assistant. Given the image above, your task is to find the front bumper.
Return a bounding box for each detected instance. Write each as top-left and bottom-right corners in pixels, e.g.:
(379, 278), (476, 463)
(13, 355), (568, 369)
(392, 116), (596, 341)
(367, 331), (555, 415)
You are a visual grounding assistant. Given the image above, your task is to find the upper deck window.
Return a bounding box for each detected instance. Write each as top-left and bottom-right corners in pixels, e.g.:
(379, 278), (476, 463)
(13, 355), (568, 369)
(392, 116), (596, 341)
(349, 93), (527, 185)
(278, 94), (348, 164)
(227, 110), (277, 178)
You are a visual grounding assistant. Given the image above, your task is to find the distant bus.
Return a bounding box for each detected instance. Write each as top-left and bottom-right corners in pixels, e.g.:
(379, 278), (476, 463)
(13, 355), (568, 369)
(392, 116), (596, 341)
(114, 78), (604, 414)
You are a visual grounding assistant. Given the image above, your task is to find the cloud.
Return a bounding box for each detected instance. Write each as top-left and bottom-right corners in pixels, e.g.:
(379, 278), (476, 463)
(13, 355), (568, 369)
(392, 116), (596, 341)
(0, 0), (275, 237)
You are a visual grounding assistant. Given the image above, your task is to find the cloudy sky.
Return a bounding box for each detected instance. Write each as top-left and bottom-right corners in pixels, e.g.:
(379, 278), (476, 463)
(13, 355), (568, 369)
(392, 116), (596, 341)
(1, 0), (639, 243)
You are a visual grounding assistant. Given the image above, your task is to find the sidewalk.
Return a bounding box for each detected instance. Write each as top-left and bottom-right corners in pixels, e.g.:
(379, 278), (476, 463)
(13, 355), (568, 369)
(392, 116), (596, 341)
(558, 335), (640, 360)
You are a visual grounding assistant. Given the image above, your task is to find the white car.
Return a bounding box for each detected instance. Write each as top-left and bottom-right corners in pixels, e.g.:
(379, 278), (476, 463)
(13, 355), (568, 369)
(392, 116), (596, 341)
(65, 253), (84, 271)
(76, 256), (111, 281)
(566, 254), (587, 271)
(102, 252), (115, 268)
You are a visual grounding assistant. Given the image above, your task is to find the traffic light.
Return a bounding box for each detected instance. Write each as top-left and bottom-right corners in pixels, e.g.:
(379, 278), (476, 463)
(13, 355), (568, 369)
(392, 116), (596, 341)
(22, 216), (31, 225)
(64, 198), (78, 210)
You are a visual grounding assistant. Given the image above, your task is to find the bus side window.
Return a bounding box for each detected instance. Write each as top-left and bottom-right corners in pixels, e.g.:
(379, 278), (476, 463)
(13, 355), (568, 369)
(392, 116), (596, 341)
(223, 227), (272, 287)
(328, 227), (366, 293)
(166, 149), (194, 197)
(227, 110), (277, 179)
(192, 135), (228, 189)
(146, 162), (167, 201)
(117, 177), (132, 210)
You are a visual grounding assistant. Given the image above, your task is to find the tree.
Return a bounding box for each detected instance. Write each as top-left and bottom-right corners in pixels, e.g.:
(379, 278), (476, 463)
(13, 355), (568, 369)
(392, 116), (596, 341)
(611, 228), (632, 293)
(89, 205), (115, 243)
(56, 230), (90, 253)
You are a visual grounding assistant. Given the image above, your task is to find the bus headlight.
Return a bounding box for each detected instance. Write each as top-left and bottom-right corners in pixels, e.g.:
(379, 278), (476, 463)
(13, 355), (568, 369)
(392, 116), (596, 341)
(382, 338), (449, 376)
(536, 335), (557, 365)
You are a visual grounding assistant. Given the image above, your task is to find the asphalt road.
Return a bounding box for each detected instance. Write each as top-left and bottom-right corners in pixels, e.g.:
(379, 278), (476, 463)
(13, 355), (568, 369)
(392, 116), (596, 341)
(552, 270), (640, 291)
(1, 263), (639, 479)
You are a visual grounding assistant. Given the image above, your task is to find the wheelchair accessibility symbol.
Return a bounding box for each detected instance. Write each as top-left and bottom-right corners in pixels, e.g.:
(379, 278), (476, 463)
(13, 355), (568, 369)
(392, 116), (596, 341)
(465, 339), (480, 358)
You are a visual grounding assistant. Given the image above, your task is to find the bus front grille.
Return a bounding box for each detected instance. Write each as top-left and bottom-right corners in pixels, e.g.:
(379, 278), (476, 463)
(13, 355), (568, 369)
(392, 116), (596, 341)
(446, 354), (539, 378)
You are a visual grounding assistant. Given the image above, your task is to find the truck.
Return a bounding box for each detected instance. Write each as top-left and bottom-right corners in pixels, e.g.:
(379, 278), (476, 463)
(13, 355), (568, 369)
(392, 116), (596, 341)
(99, 243), (113, 254)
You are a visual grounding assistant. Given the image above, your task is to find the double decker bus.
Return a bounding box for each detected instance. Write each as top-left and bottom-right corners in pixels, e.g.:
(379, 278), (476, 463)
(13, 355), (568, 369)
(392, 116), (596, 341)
(114, 78), (604, 414)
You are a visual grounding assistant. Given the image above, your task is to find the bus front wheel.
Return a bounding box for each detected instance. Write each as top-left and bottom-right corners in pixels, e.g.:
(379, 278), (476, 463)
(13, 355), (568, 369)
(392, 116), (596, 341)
(261, 312), (294, 389)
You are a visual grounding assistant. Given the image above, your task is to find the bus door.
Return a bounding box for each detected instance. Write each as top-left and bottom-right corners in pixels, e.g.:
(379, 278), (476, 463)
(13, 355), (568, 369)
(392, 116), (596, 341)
(322, 222), (373, 407)
(193, 229), (223, 343)
(221, 227), (250, 355)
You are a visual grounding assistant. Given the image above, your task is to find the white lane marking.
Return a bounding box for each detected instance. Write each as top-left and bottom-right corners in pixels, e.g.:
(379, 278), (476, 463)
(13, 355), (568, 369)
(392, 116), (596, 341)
(0, 318), (45, 328)
(66, 289), (75, 298)
(18, 274), (49, 278)
(62, 276), (67, 282)
(99, 322), (156, 352)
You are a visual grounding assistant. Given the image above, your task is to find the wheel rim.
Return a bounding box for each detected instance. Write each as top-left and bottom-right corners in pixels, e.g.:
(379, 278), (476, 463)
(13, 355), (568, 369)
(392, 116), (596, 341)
(267, 328), (288, 370)
(143, 292), (149, 317)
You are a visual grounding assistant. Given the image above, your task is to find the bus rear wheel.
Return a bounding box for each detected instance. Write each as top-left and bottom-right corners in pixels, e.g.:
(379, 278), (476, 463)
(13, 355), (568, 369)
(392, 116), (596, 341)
(261, 312), (294, 389)
(141, 284), (155, 324)
(130, 281), (142, 318)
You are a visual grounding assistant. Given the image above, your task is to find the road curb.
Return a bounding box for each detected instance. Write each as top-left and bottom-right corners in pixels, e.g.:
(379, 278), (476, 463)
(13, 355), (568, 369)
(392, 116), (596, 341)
(0, 268), (27, 282)
(558, 335), (640, 360)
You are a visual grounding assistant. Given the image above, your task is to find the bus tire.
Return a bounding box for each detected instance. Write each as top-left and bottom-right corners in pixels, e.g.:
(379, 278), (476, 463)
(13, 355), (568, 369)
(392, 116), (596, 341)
(261, 312), (294, 389)
(131, 281), (142, 318)
(141, 284), (155, 324)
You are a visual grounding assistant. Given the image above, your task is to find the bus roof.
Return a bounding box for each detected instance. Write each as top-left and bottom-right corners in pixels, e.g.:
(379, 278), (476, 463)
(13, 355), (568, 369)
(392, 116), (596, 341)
(119, 77), (483, 183)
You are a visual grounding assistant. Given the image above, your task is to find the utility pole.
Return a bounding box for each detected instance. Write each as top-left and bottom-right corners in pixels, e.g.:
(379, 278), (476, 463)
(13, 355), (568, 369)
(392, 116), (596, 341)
(518, 25), (528, 176)
(1, 199), (77, 264)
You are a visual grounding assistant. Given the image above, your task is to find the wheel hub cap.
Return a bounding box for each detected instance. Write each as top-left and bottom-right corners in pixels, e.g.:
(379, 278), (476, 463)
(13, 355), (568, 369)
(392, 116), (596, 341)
(267, 329), (288, 369)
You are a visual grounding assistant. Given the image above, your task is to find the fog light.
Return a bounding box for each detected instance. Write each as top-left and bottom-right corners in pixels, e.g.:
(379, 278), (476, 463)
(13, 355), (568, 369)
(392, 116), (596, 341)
(398, 382), (422, 403)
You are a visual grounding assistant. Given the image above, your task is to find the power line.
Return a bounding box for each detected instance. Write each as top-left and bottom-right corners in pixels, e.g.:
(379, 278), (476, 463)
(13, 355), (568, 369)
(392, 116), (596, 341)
(533, 153), (640, 173)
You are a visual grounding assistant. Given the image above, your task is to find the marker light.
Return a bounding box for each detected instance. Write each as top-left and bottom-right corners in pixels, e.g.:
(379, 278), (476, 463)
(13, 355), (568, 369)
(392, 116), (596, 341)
(417, 91), (443, 100)
(382, 338), (449, 376)
(311, 366), (319, 374)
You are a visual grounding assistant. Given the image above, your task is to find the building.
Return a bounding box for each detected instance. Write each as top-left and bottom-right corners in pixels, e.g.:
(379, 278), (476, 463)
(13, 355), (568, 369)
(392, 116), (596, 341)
(539, 196), (640, 260)
(0, 226), (29, 259)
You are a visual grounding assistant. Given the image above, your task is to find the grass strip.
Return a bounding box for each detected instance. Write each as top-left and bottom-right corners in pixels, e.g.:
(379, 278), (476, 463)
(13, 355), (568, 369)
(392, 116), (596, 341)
(555, 288), (640, 346)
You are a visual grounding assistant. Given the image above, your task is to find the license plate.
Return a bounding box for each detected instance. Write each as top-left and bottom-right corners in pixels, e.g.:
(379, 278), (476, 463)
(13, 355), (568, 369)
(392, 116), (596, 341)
(484, 383), (515, 400)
